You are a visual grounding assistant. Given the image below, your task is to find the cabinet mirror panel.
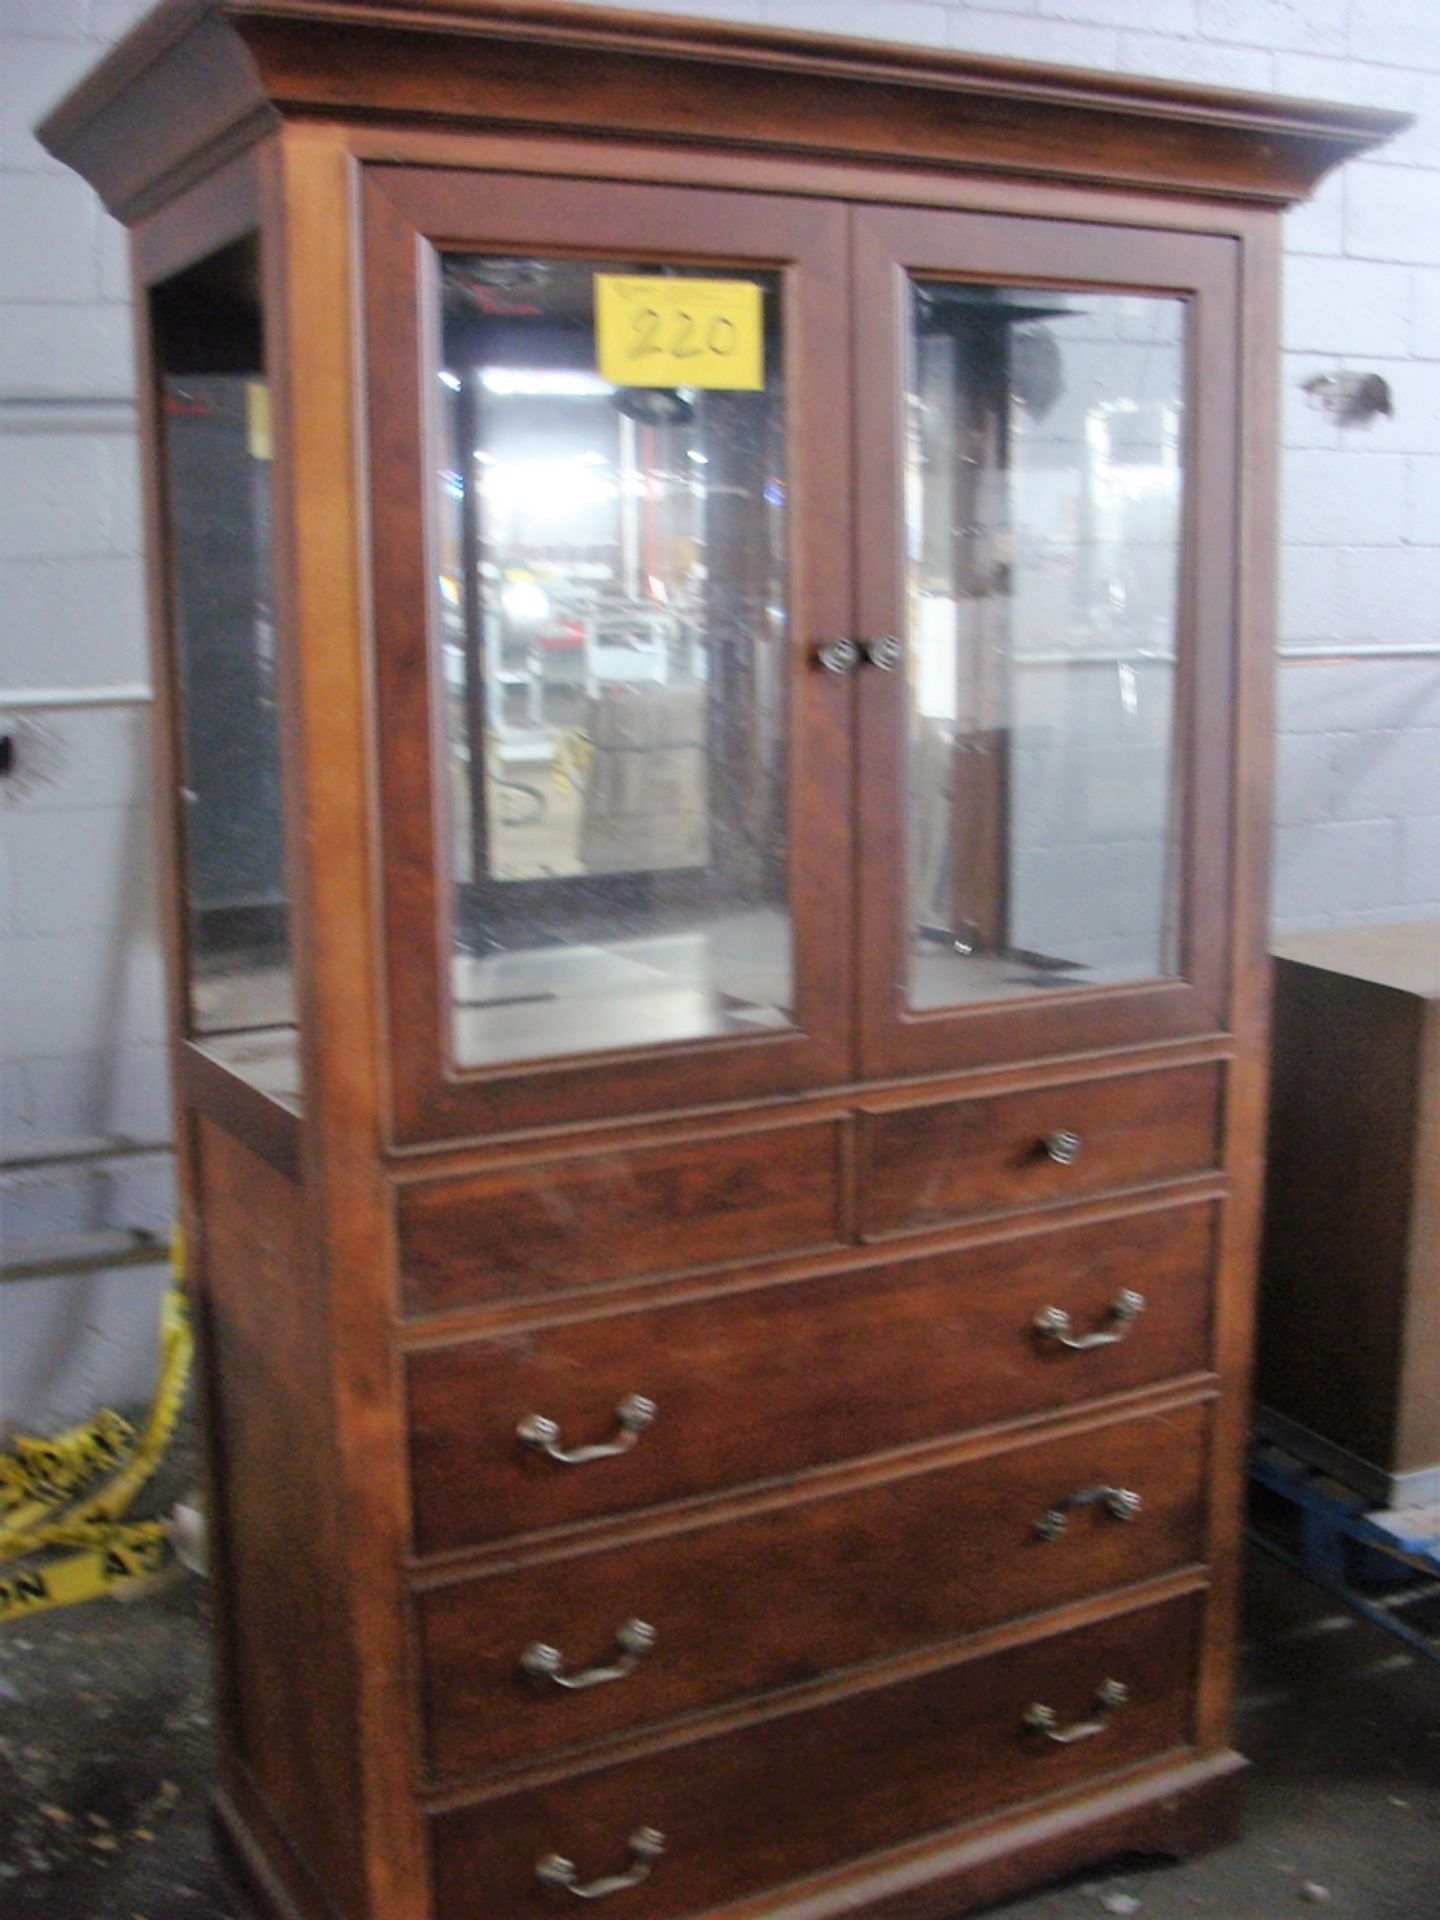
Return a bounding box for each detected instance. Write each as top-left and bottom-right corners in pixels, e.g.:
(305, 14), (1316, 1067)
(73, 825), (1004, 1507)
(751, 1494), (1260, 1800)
(436, 255), (793, 1068)
(904, 282), (1186, 1012)
(151, 236), (300, 1111)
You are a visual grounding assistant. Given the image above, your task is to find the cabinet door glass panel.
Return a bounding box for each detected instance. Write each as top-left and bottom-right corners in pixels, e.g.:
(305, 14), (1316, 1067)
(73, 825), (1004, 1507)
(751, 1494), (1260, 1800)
(905, 282), (1185, 1010)
(437, 255), (792, 1068)
(151, 236), (300, 1111)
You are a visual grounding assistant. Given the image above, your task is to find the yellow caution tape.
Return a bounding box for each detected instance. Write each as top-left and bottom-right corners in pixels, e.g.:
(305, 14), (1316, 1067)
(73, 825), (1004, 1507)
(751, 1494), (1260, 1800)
(0, 1225), (193, 1612)
(53, 1280), (192, 1533)
(0, 1525), (174, 1624)
(0, 1409), (137, 1522)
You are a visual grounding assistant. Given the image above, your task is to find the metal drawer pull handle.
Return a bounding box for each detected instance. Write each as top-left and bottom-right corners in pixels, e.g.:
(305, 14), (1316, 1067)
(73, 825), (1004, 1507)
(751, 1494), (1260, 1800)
(814, 637), (862, 675)
(537, 1828), (666, 1900)
(864, 634), (904, 671)
(522, 1619), (657, 1690)
(1033, 1289), (1145, 1351)
(1024, 1678), (1129, 1745)
(1034, 1485), (1143, 1542)
(1043, 1129), (1082, 1165)
(517, 1394), (657, 1465)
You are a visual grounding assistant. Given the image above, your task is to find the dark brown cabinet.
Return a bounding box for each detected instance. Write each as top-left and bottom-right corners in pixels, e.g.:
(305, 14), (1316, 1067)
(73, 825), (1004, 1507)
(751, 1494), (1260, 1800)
(1259, 922), (1440, 1506)
(40, 8), (1403, 1920)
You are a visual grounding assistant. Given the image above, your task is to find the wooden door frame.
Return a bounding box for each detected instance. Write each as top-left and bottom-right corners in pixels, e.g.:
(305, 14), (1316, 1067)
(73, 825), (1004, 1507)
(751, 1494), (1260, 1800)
(362, 165), (854, 1145)
(851, 205), (1241, 1080)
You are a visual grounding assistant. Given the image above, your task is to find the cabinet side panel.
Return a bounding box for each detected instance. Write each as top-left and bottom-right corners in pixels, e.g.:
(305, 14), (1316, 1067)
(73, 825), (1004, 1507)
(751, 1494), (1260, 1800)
(1191, 208), (1275, 1757)
(1257, 965), (1418, 1470)
(198, 1116), (364, 1916)
(1397, 996), (1440, 1476)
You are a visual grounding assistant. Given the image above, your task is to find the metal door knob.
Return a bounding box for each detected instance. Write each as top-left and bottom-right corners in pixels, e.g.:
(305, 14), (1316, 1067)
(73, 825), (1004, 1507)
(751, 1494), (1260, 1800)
(814, 638), (862, 675)
(1043, 1129), (1082, 1166)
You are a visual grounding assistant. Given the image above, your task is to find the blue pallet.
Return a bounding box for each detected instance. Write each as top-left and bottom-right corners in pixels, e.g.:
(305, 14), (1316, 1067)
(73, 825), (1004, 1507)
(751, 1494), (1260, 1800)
(1248, 1438), (1440, 1664)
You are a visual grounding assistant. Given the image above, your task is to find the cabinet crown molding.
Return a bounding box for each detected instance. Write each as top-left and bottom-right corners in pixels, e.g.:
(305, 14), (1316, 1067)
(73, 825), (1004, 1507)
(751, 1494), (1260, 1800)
(40, 0), (1411, 223)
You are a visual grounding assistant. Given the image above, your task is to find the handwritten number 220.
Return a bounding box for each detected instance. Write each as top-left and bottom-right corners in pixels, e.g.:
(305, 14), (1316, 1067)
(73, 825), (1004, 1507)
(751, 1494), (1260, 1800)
(629, 307), (738, 361)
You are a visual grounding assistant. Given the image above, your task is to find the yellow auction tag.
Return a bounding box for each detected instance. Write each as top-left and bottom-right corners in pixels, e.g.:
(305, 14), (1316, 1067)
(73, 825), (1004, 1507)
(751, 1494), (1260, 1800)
(595, 275), (764, 391)
(246, 380), (273, 461)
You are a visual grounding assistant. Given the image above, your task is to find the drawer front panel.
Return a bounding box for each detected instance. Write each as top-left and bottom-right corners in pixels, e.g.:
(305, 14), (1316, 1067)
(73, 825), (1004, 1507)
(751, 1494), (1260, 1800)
(860, 1063), (1224, 1238)
(418, 1402), (1209, 1779)
(397, 1119), (846, 1316)
(407, 1202), (1215, 1556)
(429, 1591), (1201, 1920)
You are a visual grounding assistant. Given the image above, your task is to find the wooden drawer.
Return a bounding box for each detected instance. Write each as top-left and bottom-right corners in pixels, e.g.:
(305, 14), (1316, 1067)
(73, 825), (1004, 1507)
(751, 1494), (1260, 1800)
(860, 1062), (1223, 1239)
(416, 1401), (1209, 1780)
(429, 1590), (1202, 1920)
(406, 1201), (1215, 1556)
(397, 1119), (846, 1316)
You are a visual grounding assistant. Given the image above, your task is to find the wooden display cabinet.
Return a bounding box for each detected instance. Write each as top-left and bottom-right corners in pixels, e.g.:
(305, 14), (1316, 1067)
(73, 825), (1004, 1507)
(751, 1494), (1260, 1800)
(40, 9), (1403, 1920)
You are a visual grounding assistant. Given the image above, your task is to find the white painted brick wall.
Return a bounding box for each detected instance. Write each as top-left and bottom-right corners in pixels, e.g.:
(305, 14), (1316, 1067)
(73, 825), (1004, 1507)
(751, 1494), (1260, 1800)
(1283, 258), (1412, 357)
(1407, 449), (1440, 542)
(1346, 164), (1440, 265)
(2, 0), (1439, 1426)
(0, 0), (164, 1430)
(0, 554), (147, 688)
(1285, 449), (1410, 546)
(1200, 0), (1347, 56)
(0, 302), (136, 397)
(1117, 32), (1272, 91)
(0, 429), (140, 559)
(1402, 814), (1440, 900)
(1272, 816), (1403, 918)
(1335, 548), (1440, 642)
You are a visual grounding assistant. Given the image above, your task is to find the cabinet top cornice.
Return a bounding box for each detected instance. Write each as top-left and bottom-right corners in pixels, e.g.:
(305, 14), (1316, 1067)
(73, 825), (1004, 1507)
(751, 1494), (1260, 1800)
(40, 0), (1409, 221)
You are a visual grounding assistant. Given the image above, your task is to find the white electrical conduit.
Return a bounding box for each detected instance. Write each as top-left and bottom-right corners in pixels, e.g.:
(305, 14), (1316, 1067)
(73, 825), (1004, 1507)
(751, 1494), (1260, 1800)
(1, 685), (152, 711)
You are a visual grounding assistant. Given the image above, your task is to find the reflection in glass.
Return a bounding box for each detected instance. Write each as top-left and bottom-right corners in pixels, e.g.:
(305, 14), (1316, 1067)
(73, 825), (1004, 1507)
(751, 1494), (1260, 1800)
(438, 256), (792, 1068)
(905, 283), (1186, 1009)
(153, 237), (299, 1109)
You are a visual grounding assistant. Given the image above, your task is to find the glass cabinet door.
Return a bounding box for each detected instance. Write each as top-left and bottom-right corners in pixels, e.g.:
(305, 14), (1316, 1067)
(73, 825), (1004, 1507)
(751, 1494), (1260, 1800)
(364, 172), (852, 1140)
(437, 258), (793, 1069)
(853, 207), (1239, 1077)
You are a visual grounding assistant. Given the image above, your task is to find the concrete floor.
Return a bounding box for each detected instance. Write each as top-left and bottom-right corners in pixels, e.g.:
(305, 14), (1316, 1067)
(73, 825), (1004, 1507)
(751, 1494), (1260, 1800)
(0, 1551), (1437, 1920)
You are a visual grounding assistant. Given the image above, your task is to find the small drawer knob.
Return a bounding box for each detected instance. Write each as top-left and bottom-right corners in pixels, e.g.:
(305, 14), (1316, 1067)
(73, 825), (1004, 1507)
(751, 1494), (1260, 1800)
(814, 637), (862, 675)
(1043, 1129), (1083, 1166)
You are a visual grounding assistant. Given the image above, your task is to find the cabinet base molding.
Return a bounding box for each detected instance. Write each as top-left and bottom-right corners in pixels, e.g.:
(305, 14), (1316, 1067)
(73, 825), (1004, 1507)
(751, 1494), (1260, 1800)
(212, 1780), (341, 1920)
(216, 1752), (1244, 1920)
(745, 1752), (1247, 1920)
